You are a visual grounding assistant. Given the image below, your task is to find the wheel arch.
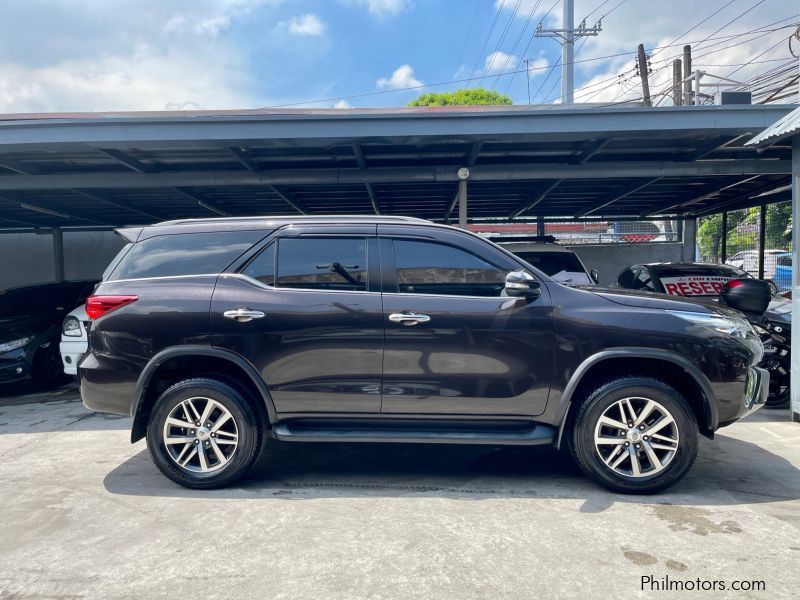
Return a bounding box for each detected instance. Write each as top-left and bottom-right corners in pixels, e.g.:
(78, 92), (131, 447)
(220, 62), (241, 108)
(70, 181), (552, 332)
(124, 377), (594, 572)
(130, 346), (276, 443)
(555, 348), (718, 449)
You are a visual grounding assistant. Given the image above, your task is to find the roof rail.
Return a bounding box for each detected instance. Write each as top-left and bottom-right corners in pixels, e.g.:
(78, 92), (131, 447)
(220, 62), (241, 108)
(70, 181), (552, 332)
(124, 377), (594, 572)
(152, 215), (431, 227)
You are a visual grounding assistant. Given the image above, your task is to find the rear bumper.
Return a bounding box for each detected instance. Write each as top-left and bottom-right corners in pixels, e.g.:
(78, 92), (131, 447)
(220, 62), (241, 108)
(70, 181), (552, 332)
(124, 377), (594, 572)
(78, 351), (138, 416)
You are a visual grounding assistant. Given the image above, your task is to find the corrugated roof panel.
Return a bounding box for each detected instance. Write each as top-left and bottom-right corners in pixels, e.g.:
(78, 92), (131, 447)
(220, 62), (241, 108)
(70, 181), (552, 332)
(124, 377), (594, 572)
(746, 105), (800, 147)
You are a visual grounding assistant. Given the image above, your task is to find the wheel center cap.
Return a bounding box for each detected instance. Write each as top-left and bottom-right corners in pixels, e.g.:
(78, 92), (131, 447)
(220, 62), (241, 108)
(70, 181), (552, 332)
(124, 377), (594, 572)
(196, 427), (211, 441)
(627, 429), (642, 443)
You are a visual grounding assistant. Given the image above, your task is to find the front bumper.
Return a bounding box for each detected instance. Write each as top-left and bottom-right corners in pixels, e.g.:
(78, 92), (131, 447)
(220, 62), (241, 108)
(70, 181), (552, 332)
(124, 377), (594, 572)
(0, 348), (33, 384)
(60, 339), (87, 376)
(717, 365), (769, 428)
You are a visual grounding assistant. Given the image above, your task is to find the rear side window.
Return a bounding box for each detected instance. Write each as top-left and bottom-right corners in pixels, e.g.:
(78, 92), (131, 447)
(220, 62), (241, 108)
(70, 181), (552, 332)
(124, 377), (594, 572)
(109, 231), (264, 281)
(276, 238), (367, 291)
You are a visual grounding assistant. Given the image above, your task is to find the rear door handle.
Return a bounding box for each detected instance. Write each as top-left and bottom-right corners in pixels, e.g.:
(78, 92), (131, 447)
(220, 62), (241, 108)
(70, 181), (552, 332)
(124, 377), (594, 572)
(223, 308), (265, 323)
(388, 312), (431, 326)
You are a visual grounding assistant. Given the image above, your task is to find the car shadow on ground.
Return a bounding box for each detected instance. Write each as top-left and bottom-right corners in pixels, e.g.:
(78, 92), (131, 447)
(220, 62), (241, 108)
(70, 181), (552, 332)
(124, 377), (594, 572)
(103, 412), (800, 509)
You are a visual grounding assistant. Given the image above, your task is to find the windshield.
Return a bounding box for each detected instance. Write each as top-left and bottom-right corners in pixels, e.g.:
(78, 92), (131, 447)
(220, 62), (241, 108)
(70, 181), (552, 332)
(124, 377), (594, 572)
(515, 251), (592, 285)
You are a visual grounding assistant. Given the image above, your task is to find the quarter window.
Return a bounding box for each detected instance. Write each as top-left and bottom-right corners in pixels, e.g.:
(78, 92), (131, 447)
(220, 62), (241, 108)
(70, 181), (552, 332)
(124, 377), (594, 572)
(391, 239), (506, 297)
(242, 243), (275, 286)
(276, 238), (367, 291)
(109, 231), (264, 281)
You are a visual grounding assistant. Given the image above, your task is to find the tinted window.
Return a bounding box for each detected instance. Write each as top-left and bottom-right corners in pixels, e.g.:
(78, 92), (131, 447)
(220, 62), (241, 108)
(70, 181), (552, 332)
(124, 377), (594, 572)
(778, 255), (792, 266)
(110, 231), (264, 281)
(617, 268), (638, 288)
(392, 239), (506, 297)
(276, 238), (367, 291)
(242, 244), (275, 286)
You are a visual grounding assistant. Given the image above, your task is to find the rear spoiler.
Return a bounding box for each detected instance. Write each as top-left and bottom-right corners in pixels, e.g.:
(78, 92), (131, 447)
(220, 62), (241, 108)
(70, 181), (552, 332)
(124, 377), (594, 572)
(115, 227), (143, 243)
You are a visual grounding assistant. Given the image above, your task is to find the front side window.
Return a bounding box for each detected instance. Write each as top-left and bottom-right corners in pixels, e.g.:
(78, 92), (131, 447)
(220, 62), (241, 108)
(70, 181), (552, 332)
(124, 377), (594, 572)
(392, 239), (506, 297)
(276, 238), (367, 291)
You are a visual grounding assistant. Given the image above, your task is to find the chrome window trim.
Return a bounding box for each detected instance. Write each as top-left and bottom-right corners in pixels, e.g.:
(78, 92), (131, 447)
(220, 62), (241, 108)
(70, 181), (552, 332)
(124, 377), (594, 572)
(223, 273), (380, 296)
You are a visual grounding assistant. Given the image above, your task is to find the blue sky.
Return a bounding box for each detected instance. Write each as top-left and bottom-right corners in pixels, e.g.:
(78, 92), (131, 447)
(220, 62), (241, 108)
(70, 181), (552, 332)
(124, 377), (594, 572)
(0, 0), (795, 112)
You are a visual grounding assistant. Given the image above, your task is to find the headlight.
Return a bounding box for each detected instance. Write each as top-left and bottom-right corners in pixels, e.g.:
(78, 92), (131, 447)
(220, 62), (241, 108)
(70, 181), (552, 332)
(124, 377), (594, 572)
(62, 316), (82, 337)
(0, 336), (33, 354)
(667, 310), (753, 338)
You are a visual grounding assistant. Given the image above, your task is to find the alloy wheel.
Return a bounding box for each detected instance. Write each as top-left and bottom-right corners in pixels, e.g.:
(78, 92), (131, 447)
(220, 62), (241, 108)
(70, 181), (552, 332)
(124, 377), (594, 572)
(162, 397), (239, 473)
(593, 396), (680, 478)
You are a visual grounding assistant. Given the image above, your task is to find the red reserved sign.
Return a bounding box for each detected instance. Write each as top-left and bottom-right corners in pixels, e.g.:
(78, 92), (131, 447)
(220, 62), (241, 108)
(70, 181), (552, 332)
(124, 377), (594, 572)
(661, 276), (733, 297)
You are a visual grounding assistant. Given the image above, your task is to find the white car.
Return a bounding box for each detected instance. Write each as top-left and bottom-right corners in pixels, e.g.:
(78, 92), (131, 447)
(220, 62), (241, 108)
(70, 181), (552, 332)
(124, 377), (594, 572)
(60, 305), (89, 376)
(726, 249), (786, 280)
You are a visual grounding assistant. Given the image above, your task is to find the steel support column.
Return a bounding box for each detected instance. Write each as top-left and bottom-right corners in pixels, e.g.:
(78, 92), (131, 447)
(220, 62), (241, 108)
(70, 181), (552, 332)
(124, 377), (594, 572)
(791, 136), (800, 422)
(720, 212), (728, 262)
(682, 218), (697, 262)
(53, 227), (64, 282)
(757, 204), (767, 279)
(458, 179), (468, 230)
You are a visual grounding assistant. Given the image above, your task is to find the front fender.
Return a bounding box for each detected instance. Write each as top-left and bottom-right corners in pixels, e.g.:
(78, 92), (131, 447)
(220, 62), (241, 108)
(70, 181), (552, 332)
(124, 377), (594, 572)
(554, 348), (719, 448)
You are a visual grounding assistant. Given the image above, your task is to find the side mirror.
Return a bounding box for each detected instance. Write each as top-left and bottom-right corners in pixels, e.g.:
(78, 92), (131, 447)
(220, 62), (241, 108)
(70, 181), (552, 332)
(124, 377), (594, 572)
(505, 270), (541, 299)
(590, 269), (599, 284)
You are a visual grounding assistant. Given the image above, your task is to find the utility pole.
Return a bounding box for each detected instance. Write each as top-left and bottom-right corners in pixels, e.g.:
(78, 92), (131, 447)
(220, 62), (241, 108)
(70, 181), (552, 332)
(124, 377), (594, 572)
(525, 59), (532, 104)
(636, 44), (652, 107)
(672, 59), (683, 106)
(683, 45), (693, 105)
(535, 0), (602, 104)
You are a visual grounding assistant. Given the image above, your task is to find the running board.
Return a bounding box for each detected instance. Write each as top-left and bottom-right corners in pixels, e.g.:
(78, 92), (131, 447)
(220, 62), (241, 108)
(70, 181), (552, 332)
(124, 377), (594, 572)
(272, 420), (556, 446)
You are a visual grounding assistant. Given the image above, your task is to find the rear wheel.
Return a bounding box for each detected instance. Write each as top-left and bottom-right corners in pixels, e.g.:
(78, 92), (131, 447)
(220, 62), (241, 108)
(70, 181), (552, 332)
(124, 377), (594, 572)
(146, 378), (262, 489)
(569, 377), (698, 494)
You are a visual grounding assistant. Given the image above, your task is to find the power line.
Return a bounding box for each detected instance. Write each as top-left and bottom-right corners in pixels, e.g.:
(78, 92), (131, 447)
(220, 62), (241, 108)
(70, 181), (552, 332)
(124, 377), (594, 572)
(491, 0), (543, 91)
(467, 0), (507, 88)
(265, 22), (799, 108)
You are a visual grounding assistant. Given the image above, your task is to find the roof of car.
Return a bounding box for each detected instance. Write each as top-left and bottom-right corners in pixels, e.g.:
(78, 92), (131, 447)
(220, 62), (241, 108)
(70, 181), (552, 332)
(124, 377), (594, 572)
(638, 262), (743, 271)
(117, 215), (436, 241)
(499, 242), (576, 253)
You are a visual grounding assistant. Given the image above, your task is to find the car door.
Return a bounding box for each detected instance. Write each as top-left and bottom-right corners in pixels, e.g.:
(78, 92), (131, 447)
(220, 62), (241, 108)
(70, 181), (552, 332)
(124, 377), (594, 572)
(210, 225), (383, 415)
(378, 225), (555, 416)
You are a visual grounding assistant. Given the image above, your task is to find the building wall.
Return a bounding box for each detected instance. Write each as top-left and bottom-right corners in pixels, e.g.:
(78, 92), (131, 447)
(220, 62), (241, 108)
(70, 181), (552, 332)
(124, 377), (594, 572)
(0, 231), (124, 291)
(567, 242), (684, 286)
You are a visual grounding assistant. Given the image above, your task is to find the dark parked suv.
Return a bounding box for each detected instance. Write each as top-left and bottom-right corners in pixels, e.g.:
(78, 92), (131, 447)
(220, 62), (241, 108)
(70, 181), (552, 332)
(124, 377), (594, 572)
(80, 216), (768, 493)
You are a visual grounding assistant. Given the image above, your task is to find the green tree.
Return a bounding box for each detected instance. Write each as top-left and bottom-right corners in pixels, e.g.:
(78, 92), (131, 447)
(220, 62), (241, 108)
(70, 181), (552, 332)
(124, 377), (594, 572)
(408, 88), (513, 107)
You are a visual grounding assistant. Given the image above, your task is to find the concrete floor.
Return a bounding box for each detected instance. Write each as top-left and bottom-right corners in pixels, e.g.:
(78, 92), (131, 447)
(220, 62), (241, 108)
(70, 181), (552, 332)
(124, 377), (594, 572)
(0, 385), (798, 600)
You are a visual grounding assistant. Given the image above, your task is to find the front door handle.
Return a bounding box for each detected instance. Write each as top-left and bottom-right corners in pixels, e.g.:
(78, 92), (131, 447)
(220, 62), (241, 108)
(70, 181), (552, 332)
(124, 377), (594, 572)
(223, 308), (266, 323)
(388, 312), (431, 326)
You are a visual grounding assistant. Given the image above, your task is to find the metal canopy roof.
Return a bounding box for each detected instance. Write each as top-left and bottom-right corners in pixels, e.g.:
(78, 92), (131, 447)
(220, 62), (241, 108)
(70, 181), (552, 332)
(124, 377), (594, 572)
(0, 104), (794, 230)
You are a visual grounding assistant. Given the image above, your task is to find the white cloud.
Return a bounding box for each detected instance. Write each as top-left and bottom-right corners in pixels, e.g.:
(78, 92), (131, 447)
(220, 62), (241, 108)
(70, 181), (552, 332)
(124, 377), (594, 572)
(376, 64), (423, 90)
(288, 14), (326, 36)
(342, 0), (412, 18)
(484, 51), (520, 75)
(0, 0), (282, 112)
(334, 99), (354, 108)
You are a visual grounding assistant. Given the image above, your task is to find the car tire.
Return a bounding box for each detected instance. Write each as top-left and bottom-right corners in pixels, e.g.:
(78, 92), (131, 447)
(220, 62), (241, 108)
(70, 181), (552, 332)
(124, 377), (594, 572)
(569, 377), (698, 494)
(146, 378), (262, 489)
(34, 343), (69, 390)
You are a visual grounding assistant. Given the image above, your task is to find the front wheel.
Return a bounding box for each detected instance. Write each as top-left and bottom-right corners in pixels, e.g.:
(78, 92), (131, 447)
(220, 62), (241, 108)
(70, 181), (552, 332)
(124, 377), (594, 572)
(569, 377), (699, 494)
(146, 378), (262, 489)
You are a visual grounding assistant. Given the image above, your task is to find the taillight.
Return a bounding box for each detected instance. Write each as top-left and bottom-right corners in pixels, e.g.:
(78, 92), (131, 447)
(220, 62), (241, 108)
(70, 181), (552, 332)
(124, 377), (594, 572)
(86, 295), (138, 320)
